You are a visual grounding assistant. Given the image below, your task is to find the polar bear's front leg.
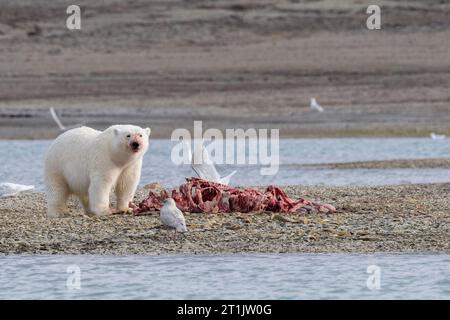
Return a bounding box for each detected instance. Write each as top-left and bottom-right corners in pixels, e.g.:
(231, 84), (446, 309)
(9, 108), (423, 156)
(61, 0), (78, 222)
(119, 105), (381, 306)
(46, 182), (70, 218)
(89, 176), (114, 216)
(115, 160), (142, 213)
(80, 196), (94, 216)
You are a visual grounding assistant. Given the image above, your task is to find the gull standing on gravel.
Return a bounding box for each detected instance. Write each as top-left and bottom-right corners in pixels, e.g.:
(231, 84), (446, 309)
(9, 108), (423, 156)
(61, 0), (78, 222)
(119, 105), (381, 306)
(190, 141), (237, 185)
(160, 198), (188, 233)
(310, 98), (324, 112)
(0, 183), (34, 198)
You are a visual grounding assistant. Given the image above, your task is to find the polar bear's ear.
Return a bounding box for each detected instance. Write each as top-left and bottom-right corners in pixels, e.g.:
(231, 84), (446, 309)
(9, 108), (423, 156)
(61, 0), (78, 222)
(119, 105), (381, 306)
(113, 128), (120, 137)
(145, 127), (151, 137)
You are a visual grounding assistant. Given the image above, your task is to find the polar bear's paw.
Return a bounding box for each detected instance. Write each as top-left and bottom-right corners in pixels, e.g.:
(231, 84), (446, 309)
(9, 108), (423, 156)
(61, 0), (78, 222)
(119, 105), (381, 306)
(47, 210), (70, 219)
(112, 208), (134, 215)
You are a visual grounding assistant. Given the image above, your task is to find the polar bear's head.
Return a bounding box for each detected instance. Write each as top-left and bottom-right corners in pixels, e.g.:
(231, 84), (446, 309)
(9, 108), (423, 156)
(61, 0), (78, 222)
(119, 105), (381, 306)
(109, 125), (151, 161)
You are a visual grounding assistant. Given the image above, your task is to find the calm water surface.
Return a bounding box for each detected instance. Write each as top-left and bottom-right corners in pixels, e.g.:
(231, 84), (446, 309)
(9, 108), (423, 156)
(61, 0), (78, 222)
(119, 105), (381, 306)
(0, 138), (449, 190)
(0, 253), (448, 299)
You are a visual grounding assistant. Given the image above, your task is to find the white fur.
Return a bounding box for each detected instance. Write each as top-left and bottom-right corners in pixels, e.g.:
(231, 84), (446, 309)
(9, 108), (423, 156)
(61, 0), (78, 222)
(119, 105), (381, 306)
(44, 125), (151, 218)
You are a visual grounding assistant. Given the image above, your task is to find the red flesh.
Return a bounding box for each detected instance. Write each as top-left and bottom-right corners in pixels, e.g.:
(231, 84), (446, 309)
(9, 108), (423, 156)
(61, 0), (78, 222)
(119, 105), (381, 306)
(132, 178), (336, 215)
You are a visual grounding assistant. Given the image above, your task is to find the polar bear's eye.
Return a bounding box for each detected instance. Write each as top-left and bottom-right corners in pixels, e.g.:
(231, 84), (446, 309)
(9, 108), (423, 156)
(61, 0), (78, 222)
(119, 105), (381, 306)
(126, 134), (131, 138)
(139, 134), (143, 138)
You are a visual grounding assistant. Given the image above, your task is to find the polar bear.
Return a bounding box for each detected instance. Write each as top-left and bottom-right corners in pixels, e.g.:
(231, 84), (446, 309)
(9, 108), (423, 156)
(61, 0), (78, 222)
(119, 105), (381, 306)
(44, 125), (151, 218)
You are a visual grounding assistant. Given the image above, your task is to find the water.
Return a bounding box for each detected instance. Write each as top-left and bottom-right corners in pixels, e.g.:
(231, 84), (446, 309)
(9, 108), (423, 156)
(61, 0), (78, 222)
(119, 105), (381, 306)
(0, 138), (449, 190)
(0, 253), (448, 299)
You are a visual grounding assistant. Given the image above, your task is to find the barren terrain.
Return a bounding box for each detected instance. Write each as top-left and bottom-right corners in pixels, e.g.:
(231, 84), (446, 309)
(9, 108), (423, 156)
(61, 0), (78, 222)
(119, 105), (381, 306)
(0, 0), (449, 139)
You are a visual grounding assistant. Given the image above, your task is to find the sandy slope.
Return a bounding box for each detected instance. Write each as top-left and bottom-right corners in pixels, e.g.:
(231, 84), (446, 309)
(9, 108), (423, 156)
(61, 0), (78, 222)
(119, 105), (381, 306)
(0, 0), (449, 138)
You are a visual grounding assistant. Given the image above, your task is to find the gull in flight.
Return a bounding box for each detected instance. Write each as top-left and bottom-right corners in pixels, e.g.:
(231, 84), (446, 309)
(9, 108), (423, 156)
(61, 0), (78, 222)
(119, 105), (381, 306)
(430, 133), (446, 140)
(0, 183), (34, 198)
(160, 198), (187, 233)
(49, 107), (83, 131)
(189, 141), (237, 185)
(310, 98), (324, 112)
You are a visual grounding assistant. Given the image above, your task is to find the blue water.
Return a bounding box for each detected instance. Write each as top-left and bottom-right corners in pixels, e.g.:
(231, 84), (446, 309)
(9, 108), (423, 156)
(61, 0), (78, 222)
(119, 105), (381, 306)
(0, 138), (449, 190)
(0, 254), (448, 299)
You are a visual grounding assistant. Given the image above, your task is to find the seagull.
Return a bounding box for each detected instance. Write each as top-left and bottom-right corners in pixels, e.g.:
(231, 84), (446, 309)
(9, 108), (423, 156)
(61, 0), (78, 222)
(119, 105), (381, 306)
(310, 98), (324, 112)
(160, 198), (187, 233)
(430, 133), (446, 140)
(189, 141), (237, 185)
(49, 107), (83, 131)
(0, 183), (34, 198)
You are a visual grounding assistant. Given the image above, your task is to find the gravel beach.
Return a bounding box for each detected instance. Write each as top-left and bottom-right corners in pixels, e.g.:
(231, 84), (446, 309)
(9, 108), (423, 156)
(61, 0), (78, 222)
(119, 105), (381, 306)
(1, 184), (448, 255)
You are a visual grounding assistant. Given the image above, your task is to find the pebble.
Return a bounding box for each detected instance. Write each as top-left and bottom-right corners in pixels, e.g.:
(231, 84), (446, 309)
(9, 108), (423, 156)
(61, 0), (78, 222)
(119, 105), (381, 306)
(0, 183), (448, 255)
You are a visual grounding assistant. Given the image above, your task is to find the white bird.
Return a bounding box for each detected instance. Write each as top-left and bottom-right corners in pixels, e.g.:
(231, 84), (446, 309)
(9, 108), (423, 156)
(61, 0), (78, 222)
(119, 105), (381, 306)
(430, 133), (446, 140)
(49, 107), (83, 131)
(310, 97), (324, 112)
(0, 183), (34, 198)
(189, 141), (237, 185)
(160, 198), (187, 233)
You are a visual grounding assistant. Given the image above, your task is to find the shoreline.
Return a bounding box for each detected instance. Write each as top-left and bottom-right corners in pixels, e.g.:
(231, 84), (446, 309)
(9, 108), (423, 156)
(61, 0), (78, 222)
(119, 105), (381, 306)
(0, 104), (449, 140)
(2, 251), (448, 258)
(1, 183), (449, 255)
(0, 129), (448, 141)
(303, 158), (450, 170)
(0, 128), (448, 140)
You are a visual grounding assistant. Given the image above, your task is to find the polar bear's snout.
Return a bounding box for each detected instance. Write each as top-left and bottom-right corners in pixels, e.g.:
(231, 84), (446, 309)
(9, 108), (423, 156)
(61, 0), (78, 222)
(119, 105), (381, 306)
(128, 134), (145, 153)
(131, 141), (140, 151)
